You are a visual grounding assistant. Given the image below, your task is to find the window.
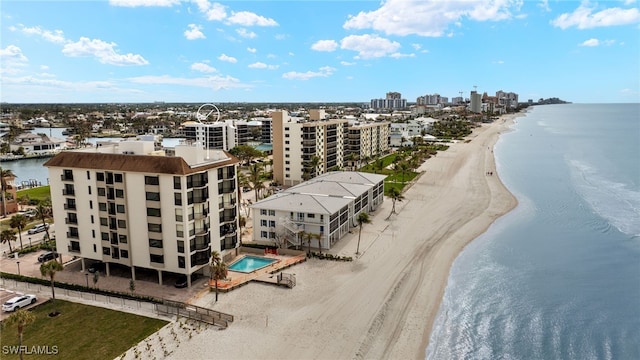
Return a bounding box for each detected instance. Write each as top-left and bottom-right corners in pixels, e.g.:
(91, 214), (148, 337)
(92, 229), (95, 238)
(101, 232), (109, 241)
(89, 200), (93, 209)
(115, 189), (124, 198)
(285, 147), (290, 151)
(174, 176), (181, 189)
(120, 249), (129, 258)
(285, 134), (290, 138)
(178, 256), (185, 269)
(87, 171), (91, 180)
(261, 220), (267, 227)
(93, 244), (97, 252)
(117, 219), (127, 229)
(176, 224), (184, 237)
(177, 240), (184, 253)
(146, 192), (160, 201)
(99, 202), (107, 211)
(145, 176), (159, 185)
(320, 226), (324, 232)
(97, 188), (106, 196)
(100, 217), (108, 226)
(269, 220), (276, 228)
(150, 254), (164, 264)
(285, 154), (290, 158)
(285, 167), (290, 171)
(147, 208), (161, 217)
(102, 247), (110, 255)
(285, 174), (290, 178)
(285, 127), (289, 131)
(91, 215), (94, 224)
(119, 234), (127, 243)
(261, 209), (267, 215)
(261, 231), (268, 238)
(88, 186), (92, 195)
(114, 173), (123, 183)
(308, 213), (315, 218)
(174, 193), (182, 206)
(175, 209), (183, 222)
(148, 223), (162, 232)
(97, 172), (105, 181)
(149, 239), (163, 248)
(116, 204), (125, 213)
(285, 140), (290, 145)
(269, 232), (276, 239)
(285, 161), (290, 165)
(268, 210), (275, 216)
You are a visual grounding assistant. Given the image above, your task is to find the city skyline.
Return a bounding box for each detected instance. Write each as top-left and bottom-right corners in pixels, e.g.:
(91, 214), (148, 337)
(1, 0), (639, 104)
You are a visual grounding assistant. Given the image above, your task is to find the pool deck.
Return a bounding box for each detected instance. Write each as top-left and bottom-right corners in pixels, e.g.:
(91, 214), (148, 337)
(208, 251), (306, 292)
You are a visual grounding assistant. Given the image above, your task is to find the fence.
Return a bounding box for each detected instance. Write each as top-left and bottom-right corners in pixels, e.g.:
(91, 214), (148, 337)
(155, 300), (234, 328)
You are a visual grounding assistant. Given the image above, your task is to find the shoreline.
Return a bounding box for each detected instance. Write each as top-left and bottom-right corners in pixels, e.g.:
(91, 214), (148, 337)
(170, 112), (524, 360)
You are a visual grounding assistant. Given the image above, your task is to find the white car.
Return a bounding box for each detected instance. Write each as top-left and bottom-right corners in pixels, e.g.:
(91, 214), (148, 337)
(2, 294), (37, 312)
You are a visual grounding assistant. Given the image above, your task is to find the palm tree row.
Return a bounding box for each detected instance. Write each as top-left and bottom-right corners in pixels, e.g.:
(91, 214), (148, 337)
(210, 250), (228, 302)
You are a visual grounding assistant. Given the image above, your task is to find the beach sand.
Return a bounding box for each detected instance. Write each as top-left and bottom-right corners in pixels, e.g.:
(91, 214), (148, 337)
(169, 114), (521, 360)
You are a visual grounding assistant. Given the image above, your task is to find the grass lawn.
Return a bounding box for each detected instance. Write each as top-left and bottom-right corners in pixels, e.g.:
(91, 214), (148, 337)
(1, 299), (167, 360)
(17, 185), (51, 203)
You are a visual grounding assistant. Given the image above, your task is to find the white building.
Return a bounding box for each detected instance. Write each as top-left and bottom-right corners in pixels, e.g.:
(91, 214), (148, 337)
(44, 140), (240, 287)
(250, 172), (386, 251)
(10, 133), (68, 155)
(180, 121), (237, 151)
(272, 110), (347, 186)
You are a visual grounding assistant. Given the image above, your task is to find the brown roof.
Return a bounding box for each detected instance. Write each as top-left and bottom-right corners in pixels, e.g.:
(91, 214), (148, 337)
(44, 151), (239, 175)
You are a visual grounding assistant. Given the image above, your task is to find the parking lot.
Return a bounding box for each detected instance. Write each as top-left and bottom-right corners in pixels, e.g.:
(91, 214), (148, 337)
(0, 289), (45, 321)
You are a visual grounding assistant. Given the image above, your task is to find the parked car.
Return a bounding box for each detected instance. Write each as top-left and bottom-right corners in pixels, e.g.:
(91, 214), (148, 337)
(174, 273), (199, 288)
(27, 224), (49, 235)
(17, 209), (36, 219)
(87, 262), (106, 274)
(2, 294), (37, 312)
(37, 251), (59, 263)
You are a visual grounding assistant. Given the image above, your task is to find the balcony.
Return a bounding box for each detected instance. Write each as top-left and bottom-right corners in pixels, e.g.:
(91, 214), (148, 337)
(223, 200), (236, 209)
(67, 241), (81, 253)
(65, 217), (78, 225)
(194, 226), (209, 236)
(60, 174), (74, 181)
(62, 189), (75, 196)
(193, 210), (208, 220)
(191, 247), (210, 266)
(66, 231), (79, 239)
(63, 204), (77, 210)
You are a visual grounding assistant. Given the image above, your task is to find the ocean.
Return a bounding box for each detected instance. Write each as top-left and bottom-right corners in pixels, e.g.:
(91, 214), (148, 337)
(426, 104), (640, 359)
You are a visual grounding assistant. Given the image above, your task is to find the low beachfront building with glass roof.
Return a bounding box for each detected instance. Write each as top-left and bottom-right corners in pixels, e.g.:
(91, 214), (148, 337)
(249, 171), (386, 251)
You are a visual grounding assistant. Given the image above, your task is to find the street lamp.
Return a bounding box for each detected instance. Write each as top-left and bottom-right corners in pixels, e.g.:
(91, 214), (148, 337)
(16, 261), (20, 276)
(29, 237), (32, 247)
(85, 273), (89, 287)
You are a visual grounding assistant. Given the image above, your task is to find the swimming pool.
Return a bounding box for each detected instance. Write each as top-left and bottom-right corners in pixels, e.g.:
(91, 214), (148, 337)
(228, 256), (277, 273)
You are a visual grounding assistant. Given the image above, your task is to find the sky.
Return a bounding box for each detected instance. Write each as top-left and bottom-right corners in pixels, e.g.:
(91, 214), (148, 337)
(1, 0), (639, 104)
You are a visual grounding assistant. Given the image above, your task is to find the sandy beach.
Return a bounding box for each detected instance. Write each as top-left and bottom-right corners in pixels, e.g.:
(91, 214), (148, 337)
(170, 114), (521, 360)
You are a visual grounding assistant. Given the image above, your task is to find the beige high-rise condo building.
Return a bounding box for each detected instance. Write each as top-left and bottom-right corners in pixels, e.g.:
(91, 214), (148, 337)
(44, 140), (240, 288)
(345, 121), (390, 168)
(272, 110), (347, 187)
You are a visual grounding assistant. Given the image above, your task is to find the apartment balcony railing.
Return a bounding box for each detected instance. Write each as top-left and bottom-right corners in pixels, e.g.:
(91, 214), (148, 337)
(60, 174), (74, 181)
(66, 232), (79, 239)
(62, 189), (75, 196)
(65, 218), (78, 225)
(67, 244), (81, 253)
(63, 204), (76, 210)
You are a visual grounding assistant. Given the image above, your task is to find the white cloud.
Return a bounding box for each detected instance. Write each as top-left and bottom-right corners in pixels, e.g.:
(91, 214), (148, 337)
(340, 61), (356, 66)
(247, 47), (257, 53)
(109, 0), (180, 7)
(538, 0), (551, 12)
(411, 43), (422, 50)
(389, 52), (415, 59)
(194, 0), (227, 21)
(493, 59), (505, 64)
(40, 65), (49, 70)
(343, 0), (523, 37)
(248, 62), (278, 70)
(62, 37), (149, 66)
(218, 54), (237, 63)
(0, 45), (29, 74)
(128, 74), (248, 90)
(17, 25), (66, 44)
(580, 38), (600, 46)
(236, 28), (257, 39)
(227, 11), (278, 26)
(579, 38), (616, 46)
(282, 66), (335, 80)
(311, 40), (338, 52)
(340, 34), (401, 59)
(552, 3), (640, 29)
(184, 24), (206, 40)
(191, 62), (217, 73)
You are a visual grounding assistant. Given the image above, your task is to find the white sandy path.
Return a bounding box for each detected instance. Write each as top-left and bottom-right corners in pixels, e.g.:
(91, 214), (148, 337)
(169, 115), (520, 360)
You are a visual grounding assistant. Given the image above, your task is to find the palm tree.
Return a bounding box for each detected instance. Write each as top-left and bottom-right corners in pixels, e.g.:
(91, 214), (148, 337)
(1, 229), (17, 253)
(397, 161), (410, 184)
(374, 157), (385, 174)
(209, 250), (225, 302)
(9, 214), (28, 250)
(248, 163), (264, 201)
(386, 187), (405, 220)
(304, 155), (321, 180)
(346, 153), (357, 171)
(355, 212), (371, 255)
(34, 200), (53, 244)
(300, 231), (321, 257)
(5, 309), (36, 360)
(0, 167), (16, 217)
(40, 260), (64, 316)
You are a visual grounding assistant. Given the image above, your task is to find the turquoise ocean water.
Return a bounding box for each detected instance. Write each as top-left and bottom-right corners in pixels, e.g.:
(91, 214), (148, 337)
(427, 104), (640, 359)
